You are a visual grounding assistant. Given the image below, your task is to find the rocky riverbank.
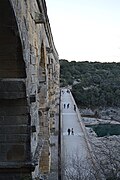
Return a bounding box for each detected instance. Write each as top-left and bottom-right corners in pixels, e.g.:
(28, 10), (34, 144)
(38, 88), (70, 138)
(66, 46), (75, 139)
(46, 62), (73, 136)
(79, 107), (120, 179)
(80, 107), (120, 122)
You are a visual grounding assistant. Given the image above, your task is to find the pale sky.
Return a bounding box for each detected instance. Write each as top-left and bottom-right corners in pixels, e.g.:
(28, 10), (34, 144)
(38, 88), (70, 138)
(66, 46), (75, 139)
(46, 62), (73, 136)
(46, 0), (120, 62)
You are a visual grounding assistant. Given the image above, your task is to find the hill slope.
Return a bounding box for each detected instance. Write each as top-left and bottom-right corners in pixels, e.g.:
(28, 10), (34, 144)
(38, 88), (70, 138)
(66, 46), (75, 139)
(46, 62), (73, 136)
(60, 59), (120, 108)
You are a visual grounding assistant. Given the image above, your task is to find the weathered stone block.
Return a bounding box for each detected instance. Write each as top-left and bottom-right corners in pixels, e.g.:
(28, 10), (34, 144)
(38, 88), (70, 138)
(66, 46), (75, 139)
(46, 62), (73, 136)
(0, 143), (28, 162)
(0, 174), (31, 180)
(0, 71), (25, 78)
(0, 106), (28, 116)
(7, 144), (25, 161)
(0, 99), (27, 107)
(0, 81), (26, 93)
(0, 92), (26, 99)
(0, 80), (26, 99)
(0, 134), (29, 143)
(0, 125), (29, 134)
(35, 12), (45, 24)
(0, 115), (29, 125)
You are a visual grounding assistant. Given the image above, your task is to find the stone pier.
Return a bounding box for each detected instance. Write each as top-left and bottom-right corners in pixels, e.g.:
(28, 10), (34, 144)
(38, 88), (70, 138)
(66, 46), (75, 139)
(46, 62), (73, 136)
(0, 0), (59, 179)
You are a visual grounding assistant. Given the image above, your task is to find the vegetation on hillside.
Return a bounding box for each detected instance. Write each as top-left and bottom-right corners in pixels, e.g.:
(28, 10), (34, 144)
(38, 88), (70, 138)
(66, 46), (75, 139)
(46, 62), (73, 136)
(60, 59), (120, 108)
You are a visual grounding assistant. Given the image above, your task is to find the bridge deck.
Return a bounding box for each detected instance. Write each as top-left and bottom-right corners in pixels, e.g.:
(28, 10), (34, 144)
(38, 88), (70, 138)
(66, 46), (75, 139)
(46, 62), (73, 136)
(61, 88), (96, 179)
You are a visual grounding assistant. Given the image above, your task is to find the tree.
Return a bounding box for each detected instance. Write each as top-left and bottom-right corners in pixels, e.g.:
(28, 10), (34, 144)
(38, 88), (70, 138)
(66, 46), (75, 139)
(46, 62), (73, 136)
(90, 136), (120, 180)
(62, 153), (97, 180)
(60, 60), (120, 108)
(62, 136), (120, 180)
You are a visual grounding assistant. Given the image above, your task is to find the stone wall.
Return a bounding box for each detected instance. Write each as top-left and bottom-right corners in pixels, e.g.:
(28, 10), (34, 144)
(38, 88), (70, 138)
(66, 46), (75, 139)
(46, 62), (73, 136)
(0, 0), (59, 179)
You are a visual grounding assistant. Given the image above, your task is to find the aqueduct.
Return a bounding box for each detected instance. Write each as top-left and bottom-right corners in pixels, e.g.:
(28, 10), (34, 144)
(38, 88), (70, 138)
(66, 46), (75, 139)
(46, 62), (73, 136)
(0, 0), (59, 179)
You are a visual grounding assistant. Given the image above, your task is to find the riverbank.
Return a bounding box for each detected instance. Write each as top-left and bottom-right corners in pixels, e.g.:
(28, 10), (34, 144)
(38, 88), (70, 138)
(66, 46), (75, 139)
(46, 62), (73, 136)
(79, 107), (120, 179)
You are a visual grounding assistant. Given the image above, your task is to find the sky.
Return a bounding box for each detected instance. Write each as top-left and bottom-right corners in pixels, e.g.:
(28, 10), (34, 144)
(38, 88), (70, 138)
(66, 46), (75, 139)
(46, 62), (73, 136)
(46, 0), (120, 62)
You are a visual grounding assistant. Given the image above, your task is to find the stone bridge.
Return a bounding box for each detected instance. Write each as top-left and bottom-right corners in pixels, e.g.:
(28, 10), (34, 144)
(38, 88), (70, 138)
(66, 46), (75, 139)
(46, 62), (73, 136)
(0, 0), (59, 179)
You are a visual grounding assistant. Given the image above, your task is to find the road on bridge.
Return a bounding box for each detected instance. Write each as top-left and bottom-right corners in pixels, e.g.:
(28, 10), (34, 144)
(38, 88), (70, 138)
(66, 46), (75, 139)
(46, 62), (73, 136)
(60, 88), (97, 180)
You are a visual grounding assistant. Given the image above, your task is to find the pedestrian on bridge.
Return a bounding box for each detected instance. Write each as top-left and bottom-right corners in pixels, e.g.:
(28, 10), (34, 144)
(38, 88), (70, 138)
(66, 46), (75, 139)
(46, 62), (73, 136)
(67, 128), (70, 135)
(66, 89), (70, 93)
(74, 104), (76, 111)
(71, 128), (74, 135)
(67, 103), (70, 108)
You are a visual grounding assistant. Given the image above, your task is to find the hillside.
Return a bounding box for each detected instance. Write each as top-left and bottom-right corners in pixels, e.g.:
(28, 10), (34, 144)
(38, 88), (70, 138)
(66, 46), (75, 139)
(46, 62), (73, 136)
(60, 59), (120, 108)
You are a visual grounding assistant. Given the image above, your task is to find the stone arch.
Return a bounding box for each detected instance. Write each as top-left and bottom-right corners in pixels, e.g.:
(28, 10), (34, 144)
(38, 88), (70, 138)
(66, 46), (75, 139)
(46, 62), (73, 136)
(0, 0), (26, 78)
(0, 1), (31, 177)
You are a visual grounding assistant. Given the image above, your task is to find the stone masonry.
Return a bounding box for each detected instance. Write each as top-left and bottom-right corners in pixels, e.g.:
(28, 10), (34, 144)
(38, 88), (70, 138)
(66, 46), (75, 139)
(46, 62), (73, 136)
(0, 0), (59, 179)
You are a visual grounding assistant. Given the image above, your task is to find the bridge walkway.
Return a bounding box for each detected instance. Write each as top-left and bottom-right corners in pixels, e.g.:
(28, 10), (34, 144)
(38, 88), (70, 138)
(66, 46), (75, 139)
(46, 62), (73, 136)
(60, 88), (100, 180)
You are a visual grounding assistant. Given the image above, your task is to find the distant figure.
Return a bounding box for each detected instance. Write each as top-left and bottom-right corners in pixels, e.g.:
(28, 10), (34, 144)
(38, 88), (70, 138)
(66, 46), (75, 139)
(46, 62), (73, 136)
(71, 128), (74, 135)
(67, 128), (70, 135)
(74, 104), (76, 111)
(67, 89), (70, 93)
(67, 103), (70, 108)
(64, 104), (66, 108)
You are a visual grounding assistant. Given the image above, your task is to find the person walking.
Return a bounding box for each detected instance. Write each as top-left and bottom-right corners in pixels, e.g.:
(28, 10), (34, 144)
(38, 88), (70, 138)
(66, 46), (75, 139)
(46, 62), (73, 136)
(67, 128), (70, 135)
(71, 128), (74, 135)
(67, 103), (70, 109)
(64, 104), (66, 108)
(74, 104), (76, 111)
